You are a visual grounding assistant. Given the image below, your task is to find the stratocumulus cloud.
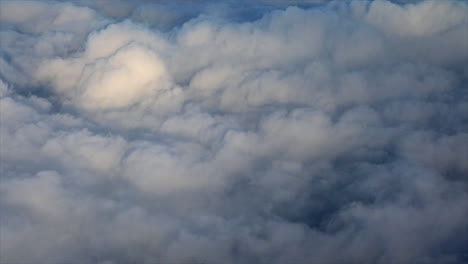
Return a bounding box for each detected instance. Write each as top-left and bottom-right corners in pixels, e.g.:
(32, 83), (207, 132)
(0, 0), (467, 263)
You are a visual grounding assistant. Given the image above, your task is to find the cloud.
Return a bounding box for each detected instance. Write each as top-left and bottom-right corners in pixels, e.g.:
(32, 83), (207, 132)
(1, 0), (468, 263)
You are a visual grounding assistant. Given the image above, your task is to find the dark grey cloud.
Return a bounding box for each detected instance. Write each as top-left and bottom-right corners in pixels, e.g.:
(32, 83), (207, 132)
(1, 0), (468, 263)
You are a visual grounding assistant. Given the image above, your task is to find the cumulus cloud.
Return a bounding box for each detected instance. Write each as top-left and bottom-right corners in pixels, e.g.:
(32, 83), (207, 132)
(1, 0), (468, 263)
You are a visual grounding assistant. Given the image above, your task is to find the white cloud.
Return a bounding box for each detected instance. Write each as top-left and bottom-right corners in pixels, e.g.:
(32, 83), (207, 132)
(1, 0), (468, 263)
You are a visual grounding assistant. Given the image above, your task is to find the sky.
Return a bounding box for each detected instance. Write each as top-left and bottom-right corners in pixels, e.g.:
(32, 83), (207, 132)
(0, 0), (467, 263)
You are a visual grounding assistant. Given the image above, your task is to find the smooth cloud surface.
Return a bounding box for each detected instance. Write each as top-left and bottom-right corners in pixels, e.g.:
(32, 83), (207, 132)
(1, 0), (468, 263)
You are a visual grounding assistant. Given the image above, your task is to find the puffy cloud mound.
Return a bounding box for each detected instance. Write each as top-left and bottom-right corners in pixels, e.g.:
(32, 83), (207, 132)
(1, 0), (468, 263)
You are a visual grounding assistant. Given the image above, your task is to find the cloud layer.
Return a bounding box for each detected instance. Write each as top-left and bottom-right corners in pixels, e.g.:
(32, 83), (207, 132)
(1, 0), (468, 263)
